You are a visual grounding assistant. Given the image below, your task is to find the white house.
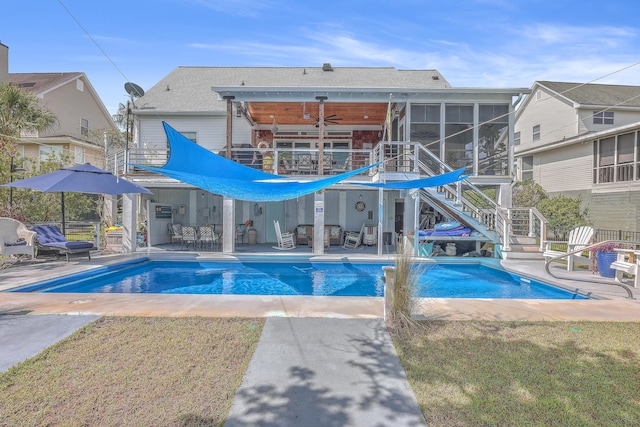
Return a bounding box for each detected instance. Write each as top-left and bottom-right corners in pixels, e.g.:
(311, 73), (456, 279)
(514, 81), (640, 232)
(122, 65), (529, 254)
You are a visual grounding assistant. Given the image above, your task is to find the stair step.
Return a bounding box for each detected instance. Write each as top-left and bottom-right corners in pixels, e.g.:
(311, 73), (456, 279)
(510, 236), (538, 245)
(502, 251), (545, 261)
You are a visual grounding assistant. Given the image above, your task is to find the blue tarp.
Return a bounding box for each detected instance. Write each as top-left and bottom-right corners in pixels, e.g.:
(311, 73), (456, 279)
(130, 121), (467, 202)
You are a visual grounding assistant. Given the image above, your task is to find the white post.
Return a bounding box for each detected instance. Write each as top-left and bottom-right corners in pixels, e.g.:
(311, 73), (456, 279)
(122, 193), (137, 253)
(313, 191), (325, 254)
(223, 196), (235, 253)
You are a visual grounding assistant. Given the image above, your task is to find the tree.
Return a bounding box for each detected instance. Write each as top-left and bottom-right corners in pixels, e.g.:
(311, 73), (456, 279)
(512, 179), (547, 207)
(0, 83), (92, 223)
(0, 82), (57, 219)
(538, 194), (591, 239)
(512, 179), (590, 238)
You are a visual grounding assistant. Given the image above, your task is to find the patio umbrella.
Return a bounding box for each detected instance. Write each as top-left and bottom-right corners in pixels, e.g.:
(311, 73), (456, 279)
(2, 163), (152, 235)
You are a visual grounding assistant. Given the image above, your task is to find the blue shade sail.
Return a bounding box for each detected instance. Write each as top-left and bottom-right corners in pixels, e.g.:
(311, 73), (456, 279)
(131, 122), (379, 202)
(131, 122), (467, 202)
(361, 168), (468, 189)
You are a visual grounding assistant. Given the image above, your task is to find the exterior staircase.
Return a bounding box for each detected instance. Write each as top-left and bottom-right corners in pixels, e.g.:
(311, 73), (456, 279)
(374, 142), (548, 260)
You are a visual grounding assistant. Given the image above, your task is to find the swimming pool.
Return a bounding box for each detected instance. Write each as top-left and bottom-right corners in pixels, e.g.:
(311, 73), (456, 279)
(11, 259), (587, 299)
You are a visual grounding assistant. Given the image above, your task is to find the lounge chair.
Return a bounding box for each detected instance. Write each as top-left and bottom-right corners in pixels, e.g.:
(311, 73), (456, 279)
(31, 225), (95, 261)
(273, 220), (295, 250)
(343, 222), (365, 250)
(0, 217), (36, 260)
(543, 226), (594, 271)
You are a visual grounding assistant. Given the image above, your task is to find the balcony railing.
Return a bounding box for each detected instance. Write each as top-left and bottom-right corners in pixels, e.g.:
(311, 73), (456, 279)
(109, 146), (376, 177)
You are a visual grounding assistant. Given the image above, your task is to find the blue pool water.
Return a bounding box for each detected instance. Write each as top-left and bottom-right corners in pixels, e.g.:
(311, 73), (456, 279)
(11, 260), (587, 299)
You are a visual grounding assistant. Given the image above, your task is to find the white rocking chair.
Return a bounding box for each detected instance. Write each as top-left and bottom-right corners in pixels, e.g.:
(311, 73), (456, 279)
(343, 222), (365, 250)
(273, 220), (296, 250)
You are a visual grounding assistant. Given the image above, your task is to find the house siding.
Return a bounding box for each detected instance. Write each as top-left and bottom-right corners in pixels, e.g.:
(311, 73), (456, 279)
(515, 87), (577, 150)
(535, 143), (592, 192)
(589, 191), (640, 232)
(578, 108), (640, 133)
(39, 77), (114, 142)
(138, 115), (250, 152)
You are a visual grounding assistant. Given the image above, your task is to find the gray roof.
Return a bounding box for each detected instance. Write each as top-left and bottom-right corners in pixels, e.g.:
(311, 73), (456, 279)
(135, 66), (451, 113)
(538, 81), (640, 108)
(8, 72), (83, 95)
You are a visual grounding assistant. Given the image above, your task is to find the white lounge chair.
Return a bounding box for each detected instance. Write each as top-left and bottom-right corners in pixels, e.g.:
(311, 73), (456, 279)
(273, 220), (295, 250)
(543, 226), (594, 271)
(343, 222), (365, 250)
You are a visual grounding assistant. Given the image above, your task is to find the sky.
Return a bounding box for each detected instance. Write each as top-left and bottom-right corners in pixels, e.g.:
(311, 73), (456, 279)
(4, 0), (640, 116)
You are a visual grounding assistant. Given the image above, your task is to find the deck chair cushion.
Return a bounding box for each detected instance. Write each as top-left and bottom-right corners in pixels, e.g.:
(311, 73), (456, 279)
(32, 225), (94, 250)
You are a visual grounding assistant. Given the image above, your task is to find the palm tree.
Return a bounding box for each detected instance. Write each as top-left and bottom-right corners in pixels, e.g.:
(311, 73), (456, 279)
(0, 82), (57, 218)
(0, 82), (57, 154)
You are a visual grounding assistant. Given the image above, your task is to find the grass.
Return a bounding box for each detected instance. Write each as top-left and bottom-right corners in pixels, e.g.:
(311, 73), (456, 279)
(2, 317), (640, 426)
(0, 316), (264, 427)
(392, 320), (640, 426)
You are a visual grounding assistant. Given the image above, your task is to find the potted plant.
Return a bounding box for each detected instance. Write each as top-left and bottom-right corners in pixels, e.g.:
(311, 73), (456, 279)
(590, 242), (622, 278)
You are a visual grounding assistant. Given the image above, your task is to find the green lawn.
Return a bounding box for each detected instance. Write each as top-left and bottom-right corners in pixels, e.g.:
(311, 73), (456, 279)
(0, 317), (263, 427)
(392, 320), (640, 426)
(2, 318), (639, 426)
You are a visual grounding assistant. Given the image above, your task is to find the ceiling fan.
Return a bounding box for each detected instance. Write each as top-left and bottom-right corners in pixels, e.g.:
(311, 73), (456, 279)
(314, 114), (343, 127)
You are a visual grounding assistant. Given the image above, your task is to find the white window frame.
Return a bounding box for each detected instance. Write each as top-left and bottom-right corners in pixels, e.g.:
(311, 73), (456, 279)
(532, 124), (540, 141)
(81, 118), (89, 136)
(593, 111), (614, 125)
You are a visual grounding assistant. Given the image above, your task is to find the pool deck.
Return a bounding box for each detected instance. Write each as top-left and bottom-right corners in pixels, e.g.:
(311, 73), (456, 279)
(1, 246), (638, 322)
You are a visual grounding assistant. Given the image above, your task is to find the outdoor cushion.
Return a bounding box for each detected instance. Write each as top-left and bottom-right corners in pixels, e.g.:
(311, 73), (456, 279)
(31, 225), (94, 253)
(4, 241), (27, 247)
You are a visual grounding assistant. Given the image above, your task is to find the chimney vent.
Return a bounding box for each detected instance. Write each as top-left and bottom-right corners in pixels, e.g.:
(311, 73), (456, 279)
(322, 63), (333, 71)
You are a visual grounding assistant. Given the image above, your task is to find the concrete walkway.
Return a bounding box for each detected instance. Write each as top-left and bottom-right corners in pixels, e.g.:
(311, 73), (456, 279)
(0, 314), (100, 373)
(224, 318), (426, 427)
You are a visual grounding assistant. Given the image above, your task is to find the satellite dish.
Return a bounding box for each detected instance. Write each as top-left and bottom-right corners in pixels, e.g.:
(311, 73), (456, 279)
(124, 82), (145, 99)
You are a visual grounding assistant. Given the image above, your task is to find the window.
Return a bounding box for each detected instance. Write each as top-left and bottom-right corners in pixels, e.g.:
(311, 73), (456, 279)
(593, 132), (640, 183)
(180, 132), (197, 143)
(80, 118), (88, 136)
(521, 156), (533, 181)
(593, 111), (614, 125)
(75, 147), (85, 164)
(410, 104), (440, 156)
(532, 125), (540, 141)
(40, 145), (63, 162)
(514, 131), (521, 146)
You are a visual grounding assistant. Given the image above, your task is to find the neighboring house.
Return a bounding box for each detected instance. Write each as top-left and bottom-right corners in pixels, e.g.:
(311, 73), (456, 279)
(514, 81), (640, 232)
(7, 72), (117, 170)
(124, 65), (528, 253)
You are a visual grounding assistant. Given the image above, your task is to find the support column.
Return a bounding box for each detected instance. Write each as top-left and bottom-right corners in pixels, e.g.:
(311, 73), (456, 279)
(313, 191), (325, 255)
(223, 96), (235, 159)
(316, 96), (327, 176)
(378, 187), (384, 256)
(122, 193), (137, 253)
(223, 196), (235, 253)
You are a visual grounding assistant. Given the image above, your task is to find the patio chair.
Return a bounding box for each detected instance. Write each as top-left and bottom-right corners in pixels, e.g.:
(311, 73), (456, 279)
(321, 153), (333, 174)
(543, 226), (594, 271)
(332, 156), (351, 174)
(181, 226), (198, 249)
(169, 223), (183, 247)
(273, 220), (295, 250)
(0, 217), (36, 260)
(343, 222), (365, 250)
(363, 225), (377, 246)
(297, 154), (313, 174)
(31, 225), (95, 262)
(198, 225), (216, 251)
